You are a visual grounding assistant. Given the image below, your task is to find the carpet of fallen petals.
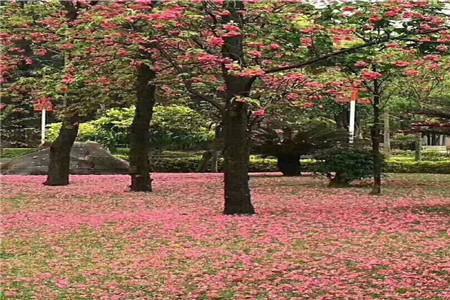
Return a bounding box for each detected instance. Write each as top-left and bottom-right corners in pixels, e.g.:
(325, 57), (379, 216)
(1, 173), (449, 299)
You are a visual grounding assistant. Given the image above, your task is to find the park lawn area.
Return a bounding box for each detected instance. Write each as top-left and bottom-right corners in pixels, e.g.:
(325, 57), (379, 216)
(1, 173), (449, 299)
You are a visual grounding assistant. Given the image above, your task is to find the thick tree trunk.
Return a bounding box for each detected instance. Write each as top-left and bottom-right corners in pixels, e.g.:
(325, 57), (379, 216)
(370, 91), (382, 195)
(220, 0), (255, 215)
(44, 118), (79, 186)
(223, 102), (254, 215)
(43, 1), (80, 186)
(277, 154), (301, 176)
(129, 64), (156, 192)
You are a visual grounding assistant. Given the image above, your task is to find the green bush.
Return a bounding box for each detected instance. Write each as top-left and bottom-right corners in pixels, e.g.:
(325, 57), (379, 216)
(115, 152), (320, 173)
(314, 148), (377, 186)
(150, 105), (214, 150)
(47, 105), (214, 151)
(386, 160), (450, 174)
(391, 134), (416, 151)
(48, 123), (99, 144)
(421, 151), (450, 161)
(390, 151), (449, 162)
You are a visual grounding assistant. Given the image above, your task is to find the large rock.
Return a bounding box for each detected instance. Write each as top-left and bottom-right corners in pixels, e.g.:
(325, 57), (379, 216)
(0, 142), (129, 175)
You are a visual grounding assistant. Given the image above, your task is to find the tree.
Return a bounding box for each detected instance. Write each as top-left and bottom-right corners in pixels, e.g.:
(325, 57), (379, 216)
(325, 0), (450, 194)
(152, 0), (450, 212)
(252, 106), (346, 176)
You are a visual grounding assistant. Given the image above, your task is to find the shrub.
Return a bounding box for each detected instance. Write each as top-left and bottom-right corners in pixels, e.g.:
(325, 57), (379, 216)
(47, 105), (214, 151)
(421, 151), (450, 161)
(150, 105), (214, 150)
(115, 151), (321, 173)
(386, 160), (450, 174)
(314, 148), (377, 186)
(391, 134), (416, 151)
(47, 123), (99, 144)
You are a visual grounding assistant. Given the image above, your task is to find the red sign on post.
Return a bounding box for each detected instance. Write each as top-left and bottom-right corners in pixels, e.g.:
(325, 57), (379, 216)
(34, 97), (54, 112)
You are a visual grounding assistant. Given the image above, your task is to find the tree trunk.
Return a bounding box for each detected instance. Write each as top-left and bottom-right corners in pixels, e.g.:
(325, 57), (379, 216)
(415, 132), (422, 161)
(44, 118), (78, 186)
(328, 172), (350, 187)
(223, 102), (254, 215)
(383, 108), (391, 159)
(220, 0), (255, 215)
(197, 151), (213, 172)
(129, 64), (156, 192)
(370, 87), (382, 195)
(43, 1), (80, 186)
(211, 151), (219, 172)
(277, 154), (301, 176)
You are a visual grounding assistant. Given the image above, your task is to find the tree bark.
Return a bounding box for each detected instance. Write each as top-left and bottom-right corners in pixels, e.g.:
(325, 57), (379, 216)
(328, 172), (350, 187)
(44, 118), (79, 186)
(415, 132), (422, 161)
(383, 108), (391, 159)
(129, 64), (156, 192)
(221, 0), (255, 215)
(43, 0), (80, 186)
(197, 150), (213, 172)
(211, 151), (219, 172)
(370, 84), (382, 195)
(223, 101), (254, 215)
(277, 154), (301, 176)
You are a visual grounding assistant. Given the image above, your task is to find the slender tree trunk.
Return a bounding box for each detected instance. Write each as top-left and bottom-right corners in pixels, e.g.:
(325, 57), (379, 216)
(44, 118), (78, 186)
(129, 64), (156, 192)
(383, 108), (391, 159)
(211, 151), (219, 172)
(415, 132), (422, 161)
(370, 86), (382, 195)
(277, 154), (301, 176)
(223, 102), (254, 215)
(197, 150), (213, 172)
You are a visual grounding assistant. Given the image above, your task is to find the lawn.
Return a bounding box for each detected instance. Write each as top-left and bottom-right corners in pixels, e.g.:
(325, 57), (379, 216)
(1, 173), (449, 299)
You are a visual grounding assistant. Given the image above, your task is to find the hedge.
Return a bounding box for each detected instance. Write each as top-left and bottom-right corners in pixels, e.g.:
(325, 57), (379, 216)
(128, 155), (449, 174)
(1, 148), (449, 174)
(128, 156), (324, 173)
(385, 160), (450, 174)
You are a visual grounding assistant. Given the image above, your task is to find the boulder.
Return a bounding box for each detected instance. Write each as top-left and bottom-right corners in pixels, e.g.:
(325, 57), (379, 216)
(0, 142), (129, 175)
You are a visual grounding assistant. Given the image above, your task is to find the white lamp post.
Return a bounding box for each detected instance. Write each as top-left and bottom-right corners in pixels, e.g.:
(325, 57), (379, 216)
(35, 97), (53, 145)
(349, 88), (359, 144)
(41, 108), (46, 145)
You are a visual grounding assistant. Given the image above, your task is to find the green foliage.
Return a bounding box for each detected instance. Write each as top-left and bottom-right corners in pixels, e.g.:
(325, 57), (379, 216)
(391, 134), (416, 151)
(47, 105), (214, 151)
(150, 105), (214, 150)
(48, 122), (104, 145)
(314, 147), (376, 185)
(252, 106), (347, 157)
(421, 151), (450, 161)
(386, 160), (450, 174)
(389, 151), (450, 161)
